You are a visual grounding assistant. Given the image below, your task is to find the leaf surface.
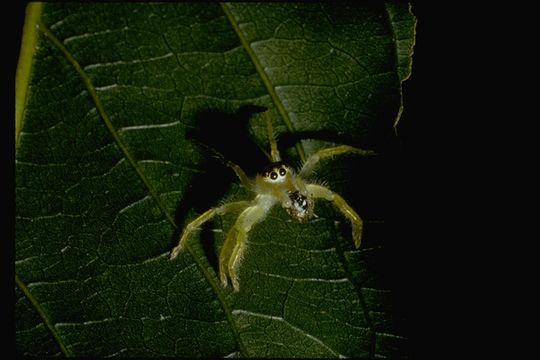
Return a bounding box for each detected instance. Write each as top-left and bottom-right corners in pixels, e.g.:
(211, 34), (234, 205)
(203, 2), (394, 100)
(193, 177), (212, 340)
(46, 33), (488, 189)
(16, 3), (416, 357)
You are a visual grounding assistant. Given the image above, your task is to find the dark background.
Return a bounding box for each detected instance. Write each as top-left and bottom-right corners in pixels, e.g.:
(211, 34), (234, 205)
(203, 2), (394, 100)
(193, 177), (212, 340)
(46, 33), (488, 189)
(389, 3), (487, 358)
(389, 4), (449, 357)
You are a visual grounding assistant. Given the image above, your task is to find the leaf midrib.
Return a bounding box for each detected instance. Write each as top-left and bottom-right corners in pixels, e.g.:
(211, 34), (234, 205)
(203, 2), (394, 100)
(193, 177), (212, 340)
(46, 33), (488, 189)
(322, 205), (377, 357)
(17, 15), (246, 357)
(222, 4), (381, 355)
(15, 275), (70, 356)
(220, 2), (306, 162)
(38, 24), (175, 229)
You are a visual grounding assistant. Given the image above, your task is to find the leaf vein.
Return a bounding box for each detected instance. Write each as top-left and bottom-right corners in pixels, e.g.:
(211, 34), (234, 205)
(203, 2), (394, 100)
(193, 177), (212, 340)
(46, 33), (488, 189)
(118, 120), (181, 132)
(232, 309), (343, 357)
(15, 275), (71, 356)
(252, 270), (349, 284)
(38, 22), (246, 356)
(322, 207), (378, 357)
(220, 2), (306, 162)
(84, 52), (174, 71)
(38, 24), (176, 226)
(63, 26), (130, 44)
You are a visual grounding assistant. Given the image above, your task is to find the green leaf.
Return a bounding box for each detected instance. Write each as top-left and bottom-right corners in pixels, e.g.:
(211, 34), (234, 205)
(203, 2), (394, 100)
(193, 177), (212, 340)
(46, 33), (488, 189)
(16, 3), (416, 357)
(385, 3), (416, 82)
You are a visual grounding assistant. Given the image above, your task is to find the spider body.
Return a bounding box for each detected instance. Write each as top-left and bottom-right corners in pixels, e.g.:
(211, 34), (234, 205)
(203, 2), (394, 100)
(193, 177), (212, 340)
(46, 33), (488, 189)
(255, 162), (314, 222)
(171, 110), (375, 291)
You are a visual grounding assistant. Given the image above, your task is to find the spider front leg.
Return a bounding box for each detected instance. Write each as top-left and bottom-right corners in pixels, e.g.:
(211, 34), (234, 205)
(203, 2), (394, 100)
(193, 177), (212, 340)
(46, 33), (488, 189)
(170, 201), (251, 259)
(226, 160), (253, 189)
(219, 195), (274, 291)
(306, 184), (363, 248)
(299, 145), (375, 178)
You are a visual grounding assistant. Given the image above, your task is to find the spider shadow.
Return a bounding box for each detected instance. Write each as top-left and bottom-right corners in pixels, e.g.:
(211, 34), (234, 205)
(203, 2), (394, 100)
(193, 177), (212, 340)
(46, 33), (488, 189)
(169, 105), (268, 271)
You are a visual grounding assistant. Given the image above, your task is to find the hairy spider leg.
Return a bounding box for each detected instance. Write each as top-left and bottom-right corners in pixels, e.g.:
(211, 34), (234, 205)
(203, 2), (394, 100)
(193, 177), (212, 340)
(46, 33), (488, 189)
(306, 184), (363, 248)
(262, 110), (281, 162)
(225, 160), (253, 189)
(170, 200), (251, 259)
(299, 145), (376, 179)
(219, 194), (276, 291)
(188, 136), (255, 190)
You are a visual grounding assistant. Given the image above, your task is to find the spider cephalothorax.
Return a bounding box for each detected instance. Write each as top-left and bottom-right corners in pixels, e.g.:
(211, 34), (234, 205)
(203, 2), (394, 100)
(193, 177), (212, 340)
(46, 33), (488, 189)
(170, 110), (375, 291)
(255, 162), (314, 222)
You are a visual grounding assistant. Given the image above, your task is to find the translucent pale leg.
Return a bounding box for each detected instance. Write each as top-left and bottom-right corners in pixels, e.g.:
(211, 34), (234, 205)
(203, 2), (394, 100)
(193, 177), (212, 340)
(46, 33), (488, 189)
(306, 184), (363, 248)
(226, 160), (252, 189)
(219, 226), (246, 291)
(195, 140), (253, 189)
(219, 195), (274, 291)
(262, 110), (281, 162)
(170, 201), (251, 260)
(299, 145), (375, 178)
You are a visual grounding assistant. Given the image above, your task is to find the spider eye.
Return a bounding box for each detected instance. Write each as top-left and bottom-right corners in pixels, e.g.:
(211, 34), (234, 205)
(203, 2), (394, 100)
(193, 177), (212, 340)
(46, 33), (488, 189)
(279, 168), (286, 176)
(270, 171), (278, 180)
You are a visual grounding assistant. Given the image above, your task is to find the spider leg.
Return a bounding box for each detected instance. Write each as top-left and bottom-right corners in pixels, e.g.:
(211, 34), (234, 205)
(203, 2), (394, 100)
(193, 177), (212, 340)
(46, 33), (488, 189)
(298, 145), (375, 179)
(170, 200), (251, 260)
(219, 195), (275, 291)
(190, 138), (254, 189)
(225, 160), (253, 189)
(306, 184), (363, 248)
(262, 110), (281, 162)
(219, 226), (245, 291)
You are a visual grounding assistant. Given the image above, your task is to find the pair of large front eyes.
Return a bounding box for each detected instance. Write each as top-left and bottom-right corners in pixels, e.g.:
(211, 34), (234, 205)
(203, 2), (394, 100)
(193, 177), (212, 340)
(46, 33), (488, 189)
(267, 167), (287, 180)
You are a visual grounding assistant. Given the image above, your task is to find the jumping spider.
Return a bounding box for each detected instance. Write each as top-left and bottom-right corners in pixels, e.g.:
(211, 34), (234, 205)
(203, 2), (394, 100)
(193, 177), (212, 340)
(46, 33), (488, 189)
(170, 110), (374, 291)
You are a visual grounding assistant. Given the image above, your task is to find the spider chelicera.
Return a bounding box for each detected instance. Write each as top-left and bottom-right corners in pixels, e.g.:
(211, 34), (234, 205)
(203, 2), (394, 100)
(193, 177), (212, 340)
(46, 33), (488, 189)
(170, 110), (375, 291)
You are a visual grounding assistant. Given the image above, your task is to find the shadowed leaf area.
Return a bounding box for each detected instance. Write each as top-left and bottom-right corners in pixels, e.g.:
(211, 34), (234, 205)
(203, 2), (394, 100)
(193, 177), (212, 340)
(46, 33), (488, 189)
(16, 2), (416, 357)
